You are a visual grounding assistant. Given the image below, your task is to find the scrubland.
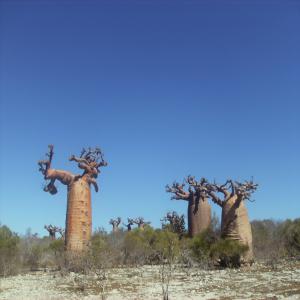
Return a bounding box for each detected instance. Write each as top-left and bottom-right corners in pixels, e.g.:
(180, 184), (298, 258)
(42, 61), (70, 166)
(1, 218), (300, 299)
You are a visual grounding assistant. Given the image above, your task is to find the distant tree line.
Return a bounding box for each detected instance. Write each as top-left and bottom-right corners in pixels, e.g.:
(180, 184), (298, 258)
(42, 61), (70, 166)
(1, 217), (299, 277)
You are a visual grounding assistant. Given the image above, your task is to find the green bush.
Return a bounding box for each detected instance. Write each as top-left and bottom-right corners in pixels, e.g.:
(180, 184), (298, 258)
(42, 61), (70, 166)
(188, 229), (218, 268)
(123, 227), (156, 265)
(91, 229), (108, 251)
(0, 225), (21, 276)
(123, 227), (180, 265)
(210, 239), (248, 268)
(49, 239), (65, 255)
(2, 218), (300, 276)
(190, 229), (217, 260)
(91, 231), (112, 268)
(152, 229), (180, 263)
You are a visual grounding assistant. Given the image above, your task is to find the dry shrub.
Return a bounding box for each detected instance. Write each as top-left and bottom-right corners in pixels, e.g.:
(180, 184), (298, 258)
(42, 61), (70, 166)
(0, 225), (21, 276)
(210, 239), (248, 268)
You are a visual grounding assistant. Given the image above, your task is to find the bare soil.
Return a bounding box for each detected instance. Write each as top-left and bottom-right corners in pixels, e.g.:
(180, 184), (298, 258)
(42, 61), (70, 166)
(0, 260), (299, 300)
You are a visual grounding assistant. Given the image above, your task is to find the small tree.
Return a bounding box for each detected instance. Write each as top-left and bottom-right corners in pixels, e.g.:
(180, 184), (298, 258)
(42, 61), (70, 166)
(133, 217), (151, 230)
(123, 218), (135, 231)
(109, 217), (121, 233)
(153, 230), (180, 300)
(161, 211), (186, 237)
(44, 224), (58, 240)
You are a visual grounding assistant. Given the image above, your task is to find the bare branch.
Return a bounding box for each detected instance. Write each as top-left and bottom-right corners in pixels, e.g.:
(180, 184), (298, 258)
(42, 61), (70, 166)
(207, 190), (224, 207)
(69, 146), (107, 192)
(133, 217), (151, 228)
(38, 145), (54, 178)
(205, 182), (224, 207)
(205, 178), (258, 205)
(56, 227), (65, 239)
(38, 145), (77, 194)
(234, 179), (258, 202)
(161, 211), (185, 235)
(166, 181), (190, 201)
(185, 175), (210, 198)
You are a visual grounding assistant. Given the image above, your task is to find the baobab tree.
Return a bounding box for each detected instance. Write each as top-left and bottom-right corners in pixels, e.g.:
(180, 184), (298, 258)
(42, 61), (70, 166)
(206, 179), (258, 263)
(57, 227), (65, 239)
(161, 211), (185, 236)
(44, 224), (58, 240)
(166, 176), (211, 237)
(123, 218), (135, 231)
(38, 145), (107, 252)
(133, 217), (151, 230)
(109, 217), (121, 233)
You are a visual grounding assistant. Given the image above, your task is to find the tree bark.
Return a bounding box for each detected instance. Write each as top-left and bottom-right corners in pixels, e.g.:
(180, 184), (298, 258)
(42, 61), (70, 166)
(65, 177), (92, 252)
(221, 195), (254, 262)
(188, 197), (211, 237)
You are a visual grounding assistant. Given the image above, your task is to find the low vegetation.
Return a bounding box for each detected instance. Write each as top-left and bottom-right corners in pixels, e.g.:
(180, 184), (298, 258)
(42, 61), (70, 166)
(0, 225), (20, 276)
(1, 218), (300, 278)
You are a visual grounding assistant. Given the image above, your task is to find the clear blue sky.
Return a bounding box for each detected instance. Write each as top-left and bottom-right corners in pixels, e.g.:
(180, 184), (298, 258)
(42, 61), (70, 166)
(0, 0), (299, 236)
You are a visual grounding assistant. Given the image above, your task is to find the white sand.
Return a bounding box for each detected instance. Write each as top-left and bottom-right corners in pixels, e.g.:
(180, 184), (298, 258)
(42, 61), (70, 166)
(0, 261), (300, 300)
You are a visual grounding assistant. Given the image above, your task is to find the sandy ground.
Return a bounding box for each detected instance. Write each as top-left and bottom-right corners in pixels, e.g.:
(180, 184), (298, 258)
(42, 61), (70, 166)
(0, 261), (300, 300)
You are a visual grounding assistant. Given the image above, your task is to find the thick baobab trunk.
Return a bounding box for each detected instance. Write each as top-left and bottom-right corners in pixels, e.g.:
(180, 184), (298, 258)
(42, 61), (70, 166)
(65, 177), (92, 252)
(188, 197), (211, 237)
(221, 196), (253, 262)
(39, 145), (107, 253)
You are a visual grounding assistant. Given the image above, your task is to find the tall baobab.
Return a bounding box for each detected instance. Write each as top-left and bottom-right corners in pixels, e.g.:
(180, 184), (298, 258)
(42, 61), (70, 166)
(206, 179), (258, 263)
(109, 217), (121, 233)
(38, 145), (107, 252)
(44, 224), (58, 240)
(133, 217), (151, 230)
(123, 218), (135, 231)
(166, 176), (211, 237)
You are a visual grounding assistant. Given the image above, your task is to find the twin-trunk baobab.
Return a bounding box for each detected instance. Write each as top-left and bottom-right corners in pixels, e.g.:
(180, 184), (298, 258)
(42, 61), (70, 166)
(38, 145), (107, 252)
(167, 176), (257, 263)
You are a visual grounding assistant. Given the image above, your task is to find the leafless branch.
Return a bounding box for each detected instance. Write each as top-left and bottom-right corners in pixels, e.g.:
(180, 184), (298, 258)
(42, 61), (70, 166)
(166, 181), (190, 200)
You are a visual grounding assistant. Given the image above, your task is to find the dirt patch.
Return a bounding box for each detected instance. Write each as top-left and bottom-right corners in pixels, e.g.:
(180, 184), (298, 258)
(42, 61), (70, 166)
(0, 261), (299, 299)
